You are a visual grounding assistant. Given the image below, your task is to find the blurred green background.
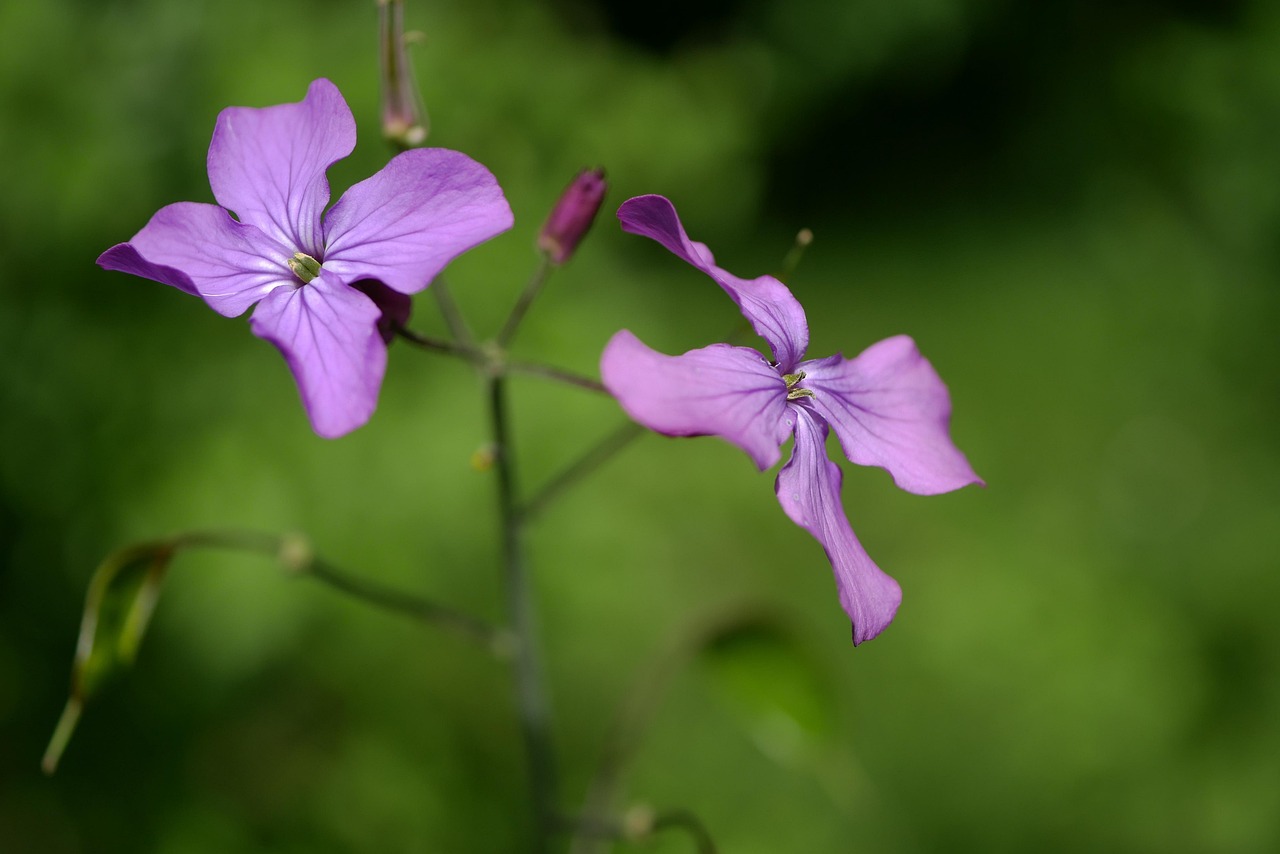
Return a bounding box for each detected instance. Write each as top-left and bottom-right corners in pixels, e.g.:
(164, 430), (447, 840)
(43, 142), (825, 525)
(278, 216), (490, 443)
(3, 0), (1278, 851)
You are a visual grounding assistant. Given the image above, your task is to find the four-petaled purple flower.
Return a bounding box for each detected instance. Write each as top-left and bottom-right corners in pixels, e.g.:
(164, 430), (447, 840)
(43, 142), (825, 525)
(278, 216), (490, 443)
(601, 196), (982, 644)
(98, 79), (513, 437)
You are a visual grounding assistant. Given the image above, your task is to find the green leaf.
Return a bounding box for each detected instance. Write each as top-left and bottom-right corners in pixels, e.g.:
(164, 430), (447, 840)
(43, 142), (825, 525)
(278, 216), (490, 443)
(700, 617), (834, 766)
(43, 541), (175, 774)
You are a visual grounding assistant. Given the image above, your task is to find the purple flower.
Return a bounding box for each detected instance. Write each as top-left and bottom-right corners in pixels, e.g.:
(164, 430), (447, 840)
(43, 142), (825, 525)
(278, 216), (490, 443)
(99, 79), (513, 437)
(600, 195), (982, 644)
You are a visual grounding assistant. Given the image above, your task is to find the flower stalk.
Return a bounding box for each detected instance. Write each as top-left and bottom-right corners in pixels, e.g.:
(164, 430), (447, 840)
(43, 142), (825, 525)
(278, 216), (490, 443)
(176, 530), (504, 647)
(487, 372), (560, 850)
(497, 256), (553, 347)
(379, 0), (429, 149)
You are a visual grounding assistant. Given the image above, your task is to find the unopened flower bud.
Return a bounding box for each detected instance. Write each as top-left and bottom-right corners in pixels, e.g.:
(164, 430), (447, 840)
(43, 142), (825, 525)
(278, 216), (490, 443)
(379, 0), (429, 148)
(537, 167), (607, 265)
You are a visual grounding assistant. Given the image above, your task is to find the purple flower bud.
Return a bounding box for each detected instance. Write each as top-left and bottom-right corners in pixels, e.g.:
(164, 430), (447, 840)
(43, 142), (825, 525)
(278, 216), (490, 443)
(538, 168), (607, 265)
(379, 0), (428, 148)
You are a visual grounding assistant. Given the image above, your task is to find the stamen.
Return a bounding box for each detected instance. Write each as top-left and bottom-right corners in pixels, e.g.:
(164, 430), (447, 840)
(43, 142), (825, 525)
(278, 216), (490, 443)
(783, 370), (814, 400)
(287, 252), (322, 283)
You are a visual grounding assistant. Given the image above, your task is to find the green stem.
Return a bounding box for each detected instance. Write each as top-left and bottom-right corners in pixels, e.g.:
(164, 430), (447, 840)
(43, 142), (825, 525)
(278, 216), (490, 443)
(395, 326), (483, 362)
(522, 421), (644, 522)
(774, 227), (814, 284)
(506, 360), (607, 394)
(568, 608), (757, 854)
(487, 373), (559, 850)
(651, 810), (719, 853)
(558, 808), (718, 853)
(174, 530), (502, 650)
(304, 557), (505, 651)
(498, 257), (554, 348)
(397, 326), (606, 396)
(430, 276), (475, 346)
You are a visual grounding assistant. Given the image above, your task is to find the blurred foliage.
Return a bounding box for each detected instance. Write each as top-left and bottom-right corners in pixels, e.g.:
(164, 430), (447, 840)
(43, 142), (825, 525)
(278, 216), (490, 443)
(2, 0), (1279, 851)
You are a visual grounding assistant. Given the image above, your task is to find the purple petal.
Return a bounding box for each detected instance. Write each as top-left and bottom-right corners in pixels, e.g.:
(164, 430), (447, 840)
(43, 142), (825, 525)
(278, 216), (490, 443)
(617, 195), (809, 372)
(322, 148), (514, 294)
(776, 405), (902, 645)
(207, 78), (355, 257)
(97, 202), (293, 317)
(600, 330), (791, 470)
(801, 335), (983, 495)
(249, 274), (386, 438)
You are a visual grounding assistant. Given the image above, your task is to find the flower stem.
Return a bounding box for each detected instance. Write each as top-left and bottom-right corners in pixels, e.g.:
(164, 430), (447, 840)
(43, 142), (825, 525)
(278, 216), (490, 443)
(774, 227), (814, 284)
(498, 257), (553, 348)
(430, 275), (475, 346)
(397, 326), (606, 396)
(568, 607), (757, 854)
(558, 808), (718, 853)
(172, 529), (502, 650)
(522, 421), (644, 522)
(650, 810), (719, 853)
(304, 556), (505, 651)
(395, 325), (484, 362)
(487, 373), (559, 850)
(506, 360), (607, 393)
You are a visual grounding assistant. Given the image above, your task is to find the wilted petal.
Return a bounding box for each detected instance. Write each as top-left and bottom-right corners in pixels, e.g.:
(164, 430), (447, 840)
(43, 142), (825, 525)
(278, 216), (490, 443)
(207, 78), (356, 256)
(97, 202), (293, 317)
(776, 405), (901, 645)
(322, 148), (513, 295)
(601, 330), (791, 470)
(249, 274), (385, 438)
(617, 195), (809, 372)
(802, 335), (983, 495)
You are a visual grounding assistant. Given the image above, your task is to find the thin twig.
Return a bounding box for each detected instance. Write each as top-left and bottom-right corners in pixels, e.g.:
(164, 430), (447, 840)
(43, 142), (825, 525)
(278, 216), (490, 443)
(304, 558), (504, 651)
(430, 275), (475, 346)
(172, 530), (502, 650)
(394, 326), (483, 362)
(521, 421), (645, 522)
(398, 326), (605, 396)
(507, 360), (607, 393)
(651, 810), (718, 853)
(498, 257), (553, 347)
(569, 607), (763, 854)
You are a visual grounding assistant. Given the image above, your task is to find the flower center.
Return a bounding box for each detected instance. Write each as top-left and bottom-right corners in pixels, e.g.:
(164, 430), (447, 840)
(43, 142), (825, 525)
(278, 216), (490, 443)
(782, 370), (814, 401)
(287, 251), (322, 284)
